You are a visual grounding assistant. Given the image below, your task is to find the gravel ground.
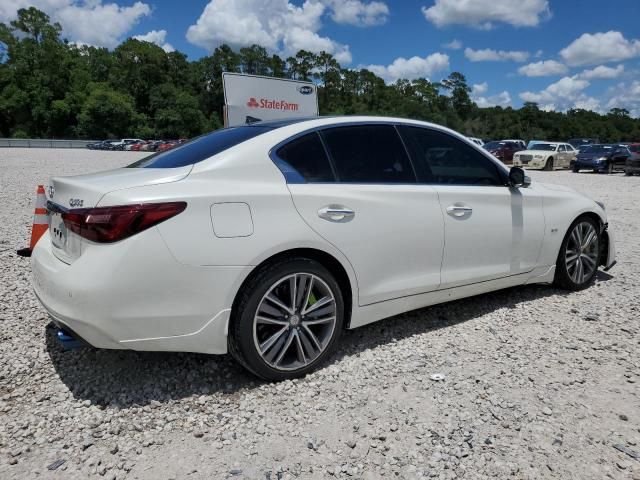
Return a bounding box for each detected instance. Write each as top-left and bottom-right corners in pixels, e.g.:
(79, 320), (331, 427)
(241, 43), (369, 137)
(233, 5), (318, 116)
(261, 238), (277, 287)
(0, 148), (638, 480)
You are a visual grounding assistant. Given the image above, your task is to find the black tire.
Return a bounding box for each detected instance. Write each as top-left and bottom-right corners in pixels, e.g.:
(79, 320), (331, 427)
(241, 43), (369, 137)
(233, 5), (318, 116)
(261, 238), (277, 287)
(572, 165), (579, 173)
(553, 216), (600, 291)
(228, 257), (344, 381)
(606, 162), (613, 174)
(544, 157), (554, 171)
(624, 169), (632, 176)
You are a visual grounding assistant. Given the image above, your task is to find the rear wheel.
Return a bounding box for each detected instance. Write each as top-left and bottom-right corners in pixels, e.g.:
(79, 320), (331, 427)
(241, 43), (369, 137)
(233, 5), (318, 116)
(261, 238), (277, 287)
(544, 157), (554, 171)
(229, 257), (344, 381)
(553, 216), (600, 290)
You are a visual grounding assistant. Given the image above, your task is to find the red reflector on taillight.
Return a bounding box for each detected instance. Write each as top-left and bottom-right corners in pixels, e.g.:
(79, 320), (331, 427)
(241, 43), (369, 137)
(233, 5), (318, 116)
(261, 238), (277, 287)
(62, 202), (186, 243)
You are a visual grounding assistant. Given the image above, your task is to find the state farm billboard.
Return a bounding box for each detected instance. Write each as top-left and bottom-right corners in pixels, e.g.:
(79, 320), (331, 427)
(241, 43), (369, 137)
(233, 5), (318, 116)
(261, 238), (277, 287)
(222, 72), (318, 127)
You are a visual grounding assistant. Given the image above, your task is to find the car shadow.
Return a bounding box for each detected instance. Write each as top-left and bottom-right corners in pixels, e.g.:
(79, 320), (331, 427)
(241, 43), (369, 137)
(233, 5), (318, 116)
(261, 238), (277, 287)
(46, 283), (577, 408)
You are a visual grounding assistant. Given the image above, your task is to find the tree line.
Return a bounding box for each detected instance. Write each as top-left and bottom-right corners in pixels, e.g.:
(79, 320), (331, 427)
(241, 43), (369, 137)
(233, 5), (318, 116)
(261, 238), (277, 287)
(1, 7), (639, 142)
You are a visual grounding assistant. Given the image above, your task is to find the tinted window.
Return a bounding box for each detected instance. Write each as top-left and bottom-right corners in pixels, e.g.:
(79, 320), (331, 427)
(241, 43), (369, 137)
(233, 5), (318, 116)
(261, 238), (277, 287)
(275, 132), (335, 182)
(321, 125), (415, 183)
(399, 126), (504, 186)
(128, 126), (272, 168)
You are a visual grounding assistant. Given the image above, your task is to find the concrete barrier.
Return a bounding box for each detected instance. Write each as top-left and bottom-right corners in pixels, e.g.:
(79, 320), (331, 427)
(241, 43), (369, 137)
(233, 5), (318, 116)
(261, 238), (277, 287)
(0, 138), (98, 149)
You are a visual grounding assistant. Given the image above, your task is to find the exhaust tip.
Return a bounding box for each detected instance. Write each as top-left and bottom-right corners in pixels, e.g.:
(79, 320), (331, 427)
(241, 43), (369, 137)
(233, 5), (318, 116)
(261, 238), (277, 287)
(56, 329), (86, 351)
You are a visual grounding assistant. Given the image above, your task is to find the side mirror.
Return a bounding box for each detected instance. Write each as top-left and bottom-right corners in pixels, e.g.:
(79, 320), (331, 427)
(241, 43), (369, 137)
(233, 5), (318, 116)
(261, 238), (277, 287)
(509, 166), (531, 188)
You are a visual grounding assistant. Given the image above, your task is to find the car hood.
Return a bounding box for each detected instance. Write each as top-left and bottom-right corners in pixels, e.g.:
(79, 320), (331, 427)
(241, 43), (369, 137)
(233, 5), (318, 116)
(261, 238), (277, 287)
(516, 149), (555, 156)
(577, 151), (611, 160)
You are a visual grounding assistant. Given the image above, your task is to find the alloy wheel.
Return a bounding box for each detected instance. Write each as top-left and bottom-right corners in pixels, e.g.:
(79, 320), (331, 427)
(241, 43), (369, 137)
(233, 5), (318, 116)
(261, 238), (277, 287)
(565, 221), (599, 285)
(253, 273), (337, 371)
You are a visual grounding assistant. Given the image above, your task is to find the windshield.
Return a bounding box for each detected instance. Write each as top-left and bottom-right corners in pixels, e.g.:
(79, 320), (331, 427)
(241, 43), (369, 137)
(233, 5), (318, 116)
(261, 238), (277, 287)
(581, 145), (614, 154)
(128, 126), (274, 168)
(532, 143), (557, 151)
(483, 141), (506, 149)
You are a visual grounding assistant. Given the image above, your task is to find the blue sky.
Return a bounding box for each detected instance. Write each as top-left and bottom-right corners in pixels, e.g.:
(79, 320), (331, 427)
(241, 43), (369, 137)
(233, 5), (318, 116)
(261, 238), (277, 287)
(3, 0), (640, 115)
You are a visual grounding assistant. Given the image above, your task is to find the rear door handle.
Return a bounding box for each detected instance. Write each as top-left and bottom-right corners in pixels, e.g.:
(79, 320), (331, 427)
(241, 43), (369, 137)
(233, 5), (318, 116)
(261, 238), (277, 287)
(318, 206), (355, 222)
(446, 205), (473, 217)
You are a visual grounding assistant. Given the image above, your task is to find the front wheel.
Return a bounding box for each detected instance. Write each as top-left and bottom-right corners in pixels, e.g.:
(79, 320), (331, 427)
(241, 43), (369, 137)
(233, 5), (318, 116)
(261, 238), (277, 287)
(553, 217), (600, 290)
(229, 257), (344, 381)
(544, 157), (554, 171)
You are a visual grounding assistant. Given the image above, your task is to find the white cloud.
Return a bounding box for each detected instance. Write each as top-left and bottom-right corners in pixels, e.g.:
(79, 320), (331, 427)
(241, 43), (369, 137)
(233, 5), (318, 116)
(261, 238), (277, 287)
(0, 0), (151, 48)
(605, 81), (640, 118)
(576, 64), (624, 80)
(186, 0), (355, 63)
(422, 0), (550, 29)
(133, 29), (174, 52)
(471, 82), (511, 107)
(518, 60), (568, 77)
(472, 82), (488, 95)
(366, 53), (450, 83)
(324, 0), (389, 26)
(519, 76), (595, 112)
(442, 39), (462, 50)
(464, 47), (529, 62)
(559, 31), (640, 67)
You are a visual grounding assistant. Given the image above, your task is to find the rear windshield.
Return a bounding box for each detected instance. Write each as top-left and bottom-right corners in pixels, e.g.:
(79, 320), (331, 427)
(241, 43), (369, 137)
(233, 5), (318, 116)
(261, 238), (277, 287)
(127, 126), (273, 168)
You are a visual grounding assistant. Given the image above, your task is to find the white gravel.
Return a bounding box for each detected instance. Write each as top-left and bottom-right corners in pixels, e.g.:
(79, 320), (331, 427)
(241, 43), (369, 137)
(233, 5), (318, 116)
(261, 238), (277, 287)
(0, 148), (639, 480)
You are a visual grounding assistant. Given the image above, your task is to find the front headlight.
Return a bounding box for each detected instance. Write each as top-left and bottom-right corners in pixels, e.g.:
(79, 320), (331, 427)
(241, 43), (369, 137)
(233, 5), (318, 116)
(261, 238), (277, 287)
(534, 154), (543, 159)
(595, 201), (605, 211)
(597, 157), (608, 162)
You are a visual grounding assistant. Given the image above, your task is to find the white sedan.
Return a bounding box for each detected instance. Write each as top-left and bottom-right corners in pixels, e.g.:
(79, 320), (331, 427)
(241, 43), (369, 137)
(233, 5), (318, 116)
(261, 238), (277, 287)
(513, 142), (578, 170)
(31, 117), (616, 380)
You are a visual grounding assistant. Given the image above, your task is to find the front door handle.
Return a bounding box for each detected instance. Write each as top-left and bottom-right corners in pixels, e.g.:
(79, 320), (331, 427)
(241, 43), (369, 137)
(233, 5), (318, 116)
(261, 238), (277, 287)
(318, 206), (355, 222)
(446, 205), (473, 217)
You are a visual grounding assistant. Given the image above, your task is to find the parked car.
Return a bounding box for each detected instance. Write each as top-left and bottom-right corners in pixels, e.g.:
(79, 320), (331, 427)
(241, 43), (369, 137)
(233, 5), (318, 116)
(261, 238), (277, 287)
(32, 116), (615, 381)
(572, 144), (631, 174)
(624, 143), (640, 176)
(482, 140), (524, 165)
(124, 140), (147, 151)
(513, 142), (577, 170)
(86, 140), (114, 150)
(467, 136), (484, 146)
(502, 139), (527, 150)
(567, 138), (599, 149)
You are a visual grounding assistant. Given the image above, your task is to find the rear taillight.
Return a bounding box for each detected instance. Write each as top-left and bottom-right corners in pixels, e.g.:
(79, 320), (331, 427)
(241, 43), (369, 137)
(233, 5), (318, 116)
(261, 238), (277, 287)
(62, 202), (186, 243)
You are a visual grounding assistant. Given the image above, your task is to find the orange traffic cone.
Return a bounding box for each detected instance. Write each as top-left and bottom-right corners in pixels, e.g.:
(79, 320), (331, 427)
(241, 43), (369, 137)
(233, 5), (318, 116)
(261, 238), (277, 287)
(17, 185), (48, 257)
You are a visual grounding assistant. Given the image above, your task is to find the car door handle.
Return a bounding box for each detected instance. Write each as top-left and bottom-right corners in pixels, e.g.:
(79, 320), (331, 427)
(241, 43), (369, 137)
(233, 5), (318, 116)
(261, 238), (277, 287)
(446, 205), (473, 217)
(318, 206), (355, 222)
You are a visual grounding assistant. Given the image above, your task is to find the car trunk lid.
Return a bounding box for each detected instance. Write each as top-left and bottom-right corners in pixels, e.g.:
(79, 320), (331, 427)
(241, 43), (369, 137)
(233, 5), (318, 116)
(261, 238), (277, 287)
(47, 166), (191, 264)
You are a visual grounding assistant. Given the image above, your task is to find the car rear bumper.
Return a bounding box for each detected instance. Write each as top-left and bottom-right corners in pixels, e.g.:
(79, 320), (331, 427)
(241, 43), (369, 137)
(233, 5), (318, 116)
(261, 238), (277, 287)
(31, 229), (252, 354)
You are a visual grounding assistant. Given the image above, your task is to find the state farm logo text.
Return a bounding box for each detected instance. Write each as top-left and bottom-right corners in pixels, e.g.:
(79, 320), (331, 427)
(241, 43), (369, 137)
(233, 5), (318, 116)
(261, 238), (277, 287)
(246, 97), (299, 111)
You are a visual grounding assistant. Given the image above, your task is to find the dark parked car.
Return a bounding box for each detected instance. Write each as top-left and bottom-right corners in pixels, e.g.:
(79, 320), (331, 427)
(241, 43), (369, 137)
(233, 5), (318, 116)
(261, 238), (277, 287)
(624, 143), (640, 176)
(567, 138), (599, 149)
(573, 144), (631, 174)
(482, 140), (524, 165)
(86, 140), (115, 150)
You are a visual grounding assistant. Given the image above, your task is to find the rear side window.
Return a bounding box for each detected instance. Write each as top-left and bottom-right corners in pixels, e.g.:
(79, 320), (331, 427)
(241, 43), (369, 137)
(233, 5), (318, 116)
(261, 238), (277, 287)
(275, 132), (335, 182)
(128, 126), (272, 168)
(321, 125), (416, 183)
(399, 126), (504, 186)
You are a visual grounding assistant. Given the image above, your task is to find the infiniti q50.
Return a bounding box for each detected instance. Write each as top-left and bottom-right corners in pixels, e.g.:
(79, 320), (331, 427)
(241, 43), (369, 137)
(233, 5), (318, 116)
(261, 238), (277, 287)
(31, 117), (616, 380)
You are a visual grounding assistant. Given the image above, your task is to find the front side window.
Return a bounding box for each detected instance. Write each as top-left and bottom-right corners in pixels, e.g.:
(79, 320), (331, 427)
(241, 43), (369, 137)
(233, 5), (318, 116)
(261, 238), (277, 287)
(275, 132), (335, 182)
(398, 126), (505, 186)
(320, 125), (416, 183)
